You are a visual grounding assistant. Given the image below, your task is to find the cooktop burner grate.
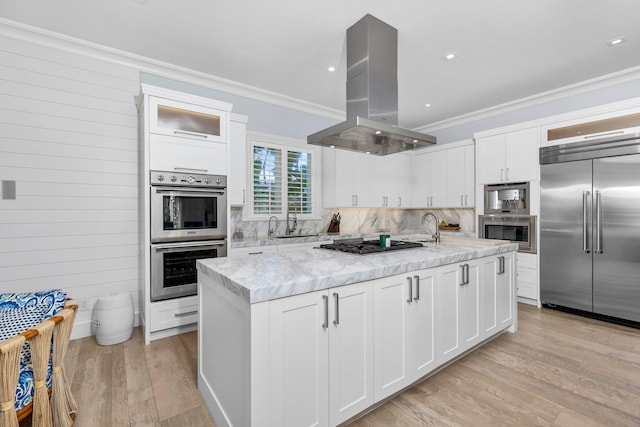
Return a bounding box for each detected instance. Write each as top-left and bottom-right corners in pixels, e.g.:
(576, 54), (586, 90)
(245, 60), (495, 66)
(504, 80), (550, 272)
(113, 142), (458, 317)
(319, 239), (423, 255)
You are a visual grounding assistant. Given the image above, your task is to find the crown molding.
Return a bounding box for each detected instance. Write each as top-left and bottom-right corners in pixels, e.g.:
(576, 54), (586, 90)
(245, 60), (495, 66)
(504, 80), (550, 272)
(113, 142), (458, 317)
(0, 18), (345, 121)
(415, 65), (640, 134)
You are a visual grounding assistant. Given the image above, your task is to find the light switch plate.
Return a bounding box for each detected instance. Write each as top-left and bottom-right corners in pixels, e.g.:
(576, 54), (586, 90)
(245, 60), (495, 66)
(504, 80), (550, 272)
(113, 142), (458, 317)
(2, 180), (16, 200)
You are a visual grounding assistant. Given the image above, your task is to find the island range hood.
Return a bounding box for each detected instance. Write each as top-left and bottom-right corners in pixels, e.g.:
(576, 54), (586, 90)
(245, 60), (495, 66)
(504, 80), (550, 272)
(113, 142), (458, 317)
(308, 14), (436, 156)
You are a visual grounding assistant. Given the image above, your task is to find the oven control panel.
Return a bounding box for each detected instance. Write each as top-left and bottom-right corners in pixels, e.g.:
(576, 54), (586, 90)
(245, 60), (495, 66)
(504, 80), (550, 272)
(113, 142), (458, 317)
(150, 170), (226, 188)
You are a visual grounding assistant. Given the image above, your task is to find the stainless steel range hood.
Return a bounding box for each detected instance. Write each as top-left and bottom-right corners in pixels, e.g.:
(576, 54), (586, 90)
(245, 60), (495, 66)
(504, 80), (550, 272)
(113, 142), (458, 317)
(308, 14), (436, 156)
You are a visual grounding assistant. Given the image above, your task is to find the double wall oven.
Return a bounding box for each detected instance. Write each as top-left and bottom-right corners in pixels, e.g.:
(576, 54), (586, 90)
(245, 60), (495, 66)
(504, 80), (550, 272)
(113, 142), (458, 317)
(479, 182), (537, 254)
(149, 170), (227, 302)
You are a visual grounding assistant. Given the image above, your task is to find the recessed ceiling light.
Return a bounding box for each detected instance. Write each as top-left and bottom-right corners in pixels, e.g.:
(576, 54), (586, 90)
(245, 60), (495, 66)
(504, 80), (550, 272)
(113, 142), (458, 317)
(330, 145), (336, 148)
(375, 130), (382, 135)
(424, 103), (432, 107)
(443, 52), (458, 60)
(606, 36), (626, 47)
(328, 66), (336, 72)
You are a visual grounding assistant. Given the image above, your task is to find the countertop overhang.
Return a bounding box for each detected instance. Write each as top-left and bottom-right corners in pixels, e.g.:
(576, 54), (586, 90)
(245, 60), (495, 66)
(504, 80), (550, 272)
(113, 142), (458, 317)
(197, 236), (518, 304)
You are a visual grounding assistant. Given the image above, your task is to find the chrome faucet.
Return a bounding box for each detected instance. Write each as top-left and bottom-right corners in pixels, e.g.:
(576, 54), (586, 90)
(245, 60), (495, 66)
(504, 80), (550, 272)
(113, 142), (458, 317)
(268, 216), (279, 238)
(286, 203), (298, 236)
(421, 212), (441, 243)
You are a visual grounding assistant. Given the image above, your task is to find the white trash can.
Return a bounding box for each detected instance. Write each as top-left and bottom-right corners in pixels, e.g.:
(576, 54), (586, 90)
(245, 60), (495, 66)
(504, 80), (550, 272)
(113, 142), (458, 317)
(93, 293), (134, 345)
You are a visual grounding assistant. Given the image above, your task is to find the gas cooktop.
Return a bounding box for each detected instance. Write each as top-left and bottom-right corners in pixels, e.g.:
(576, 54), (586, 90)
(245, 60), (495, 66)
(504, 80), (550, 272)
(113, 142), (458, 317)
(319, 239), (423, 255)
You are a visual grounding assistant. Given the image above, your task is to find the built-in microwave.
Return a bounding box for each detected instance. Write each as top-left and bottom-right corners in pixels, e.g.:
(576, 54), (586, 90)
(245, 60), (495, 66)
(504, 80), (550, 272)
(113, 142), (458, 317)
(484, 182), (530, 215)
(479, 215), (537, 254)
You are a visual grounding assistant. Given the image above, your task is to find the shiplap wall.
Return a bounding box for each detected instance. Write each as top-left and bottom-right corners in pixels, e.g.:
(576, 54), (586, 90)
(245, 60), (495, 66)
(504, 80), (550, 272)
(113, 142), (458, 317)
(0, 34), (141, 338)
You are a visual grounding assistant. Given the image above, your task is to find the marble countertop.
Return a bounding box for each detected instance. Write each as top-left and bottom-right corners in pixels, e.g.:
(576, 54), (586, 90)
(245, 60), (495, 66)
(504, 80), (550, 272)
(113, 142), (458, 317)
(230, 229), (476, 249)
(198, 235), (518, 304)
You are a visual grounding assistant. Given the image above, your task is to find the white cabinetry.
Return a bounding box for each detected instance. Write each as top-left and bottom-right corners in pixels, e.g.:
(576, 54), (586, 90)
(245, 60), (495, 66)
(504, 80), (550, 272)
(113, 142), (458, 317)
(447, 144), (475, 207)
(229, 113), (248, 206)
(411, 140), (475, 208)
(268, 282), (374, 427)
(479, 253), (515, 336)
(149, 96), (228, 143)
(370, 154), (412, 207)
(228, 245), (278, 257)
(436, 260), (481, 359)
(517, 252), (538, 302)
(476, 127), (539, 184)
(149, 134), (227, 175)
(373, 269), (436, 400)
(411, 149), (448, 207)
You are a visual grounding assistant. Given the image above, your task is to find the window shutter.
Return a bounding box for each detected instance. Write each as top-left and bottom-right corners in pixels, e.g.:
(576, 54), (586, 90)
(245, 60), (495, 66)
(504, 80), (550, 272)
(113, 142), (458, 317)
(253, 145), (283, 214)
(287, 150), (312, 214)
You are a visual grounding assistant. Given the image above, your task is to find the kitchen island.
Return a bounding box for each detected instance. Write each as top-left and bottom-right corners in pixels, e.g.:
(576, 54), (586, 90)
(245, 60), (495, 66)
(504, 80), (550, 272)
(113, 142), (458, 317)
(197, 236), (518, 427)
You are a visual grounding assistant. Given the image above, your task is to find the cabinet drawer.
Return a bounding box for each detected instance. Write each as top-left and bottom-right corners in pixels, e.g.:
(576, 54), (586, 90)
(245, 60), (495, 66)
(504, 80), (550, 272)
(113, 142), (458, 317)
(517, 266), (538, 285)
(517, 281), (537, 299)
(517, 252), (537, 269)
(150, 297), (198, 332)
(150, 134), (227, 175)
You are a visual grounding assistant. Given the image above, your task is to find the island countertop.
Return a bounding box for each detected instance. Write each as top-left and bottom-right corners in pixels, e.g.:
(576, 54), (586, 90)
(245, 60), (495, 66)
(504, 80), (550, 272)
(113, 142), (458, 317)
(197, 236), (518, 304)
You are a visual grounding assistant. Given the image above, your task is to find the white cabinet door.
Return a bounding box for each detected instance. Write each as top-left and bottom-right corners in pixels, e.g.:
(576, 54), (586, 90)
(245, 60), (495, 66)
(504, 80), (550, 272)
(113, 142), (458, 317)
(386, 153), (412, 208)
(476, 134), (506, 184)
(406, 269), (437, 382)
(463, 144), (475, 207)
(505, 127), (539, 182)
(436, 260), (480, 359)
(447, 146), (466, 207)
(328, 282), (374, 426)
(479, 253), (514, 337)
(229, 114), (247, 206)
(149, 96), (228, 143)
(477, 128), (539, 184)
(335, 150), (357, 207)
(428, 150), (448, 207)
(373, 274), (411, 399)
(411, 152), (431, 207)
(149, 134), (227, 175)
(268, 290), (329, 427)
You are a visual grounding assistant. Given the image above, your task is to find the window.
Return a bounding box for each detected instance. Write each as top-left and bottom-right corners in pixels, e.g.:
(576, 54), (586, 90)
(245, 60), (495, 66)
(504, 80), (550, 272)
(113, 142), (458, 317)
(248, 133), (321, 219)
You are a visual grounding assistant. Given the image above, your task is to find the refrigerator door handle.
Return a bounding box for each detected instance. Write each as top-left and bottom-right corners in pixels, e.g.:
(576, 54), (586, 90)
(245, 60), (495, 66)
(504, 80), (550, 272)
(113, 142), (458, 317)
(583, 191), (591, 253)
(595, 190), (603, 254)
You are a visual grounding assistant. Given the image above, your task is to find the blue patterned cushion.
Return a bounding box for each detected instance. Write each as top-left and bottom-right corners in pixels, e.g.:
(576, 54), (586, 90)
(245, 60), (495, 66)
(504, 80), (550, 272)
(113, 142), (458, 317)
(0, 291), (64, 412)
(0, 289), (67, 318)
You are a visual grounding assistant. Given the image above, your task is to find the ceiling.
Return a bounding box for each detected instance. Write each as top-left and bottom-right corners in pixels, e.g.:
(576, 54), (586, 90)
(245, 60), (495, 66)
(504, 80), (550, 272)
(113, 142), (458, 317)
(2, 0), (640, 130)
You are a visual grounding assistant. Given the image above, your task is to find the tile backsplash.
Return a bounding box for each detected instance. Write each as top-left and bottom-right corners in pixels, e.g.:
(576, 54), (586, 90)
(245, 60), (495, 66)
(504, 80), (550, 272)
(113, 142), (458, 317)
(231, 207), (476, 241)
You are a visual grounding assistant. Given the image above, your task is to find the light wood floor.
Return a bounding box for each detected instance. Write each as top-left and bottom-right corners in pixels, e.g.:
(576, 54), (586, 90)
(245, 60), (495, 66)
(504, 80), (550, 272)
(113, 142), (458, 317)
(21, 303), (640, 426)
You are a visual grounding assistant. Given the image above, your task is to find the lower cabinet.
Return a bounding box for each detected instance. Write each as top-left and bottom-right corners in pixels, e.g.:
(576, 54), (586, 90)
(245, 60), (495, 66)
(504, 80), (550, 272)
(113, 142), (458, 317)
(198, 251), (516, 427)
(436, 259), (481, 360)
(267, 281), (374, 427)
(373, 269), (436, 400)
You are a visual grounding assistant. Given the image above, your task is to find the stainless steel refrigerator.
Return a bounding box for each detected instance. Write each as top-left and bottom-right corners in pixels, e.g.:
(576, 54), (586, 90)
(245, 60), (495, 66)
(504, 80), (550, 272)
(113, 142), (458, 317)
(540, 134), (640, 323)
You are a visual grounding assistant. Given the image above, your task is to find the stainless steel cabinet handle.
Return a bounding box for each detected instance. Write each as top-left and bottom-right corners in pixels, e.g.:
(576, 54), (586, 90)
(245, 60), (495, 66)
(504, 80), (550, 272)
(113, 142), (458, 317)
(174, 310), (197, 318)
(242, 189), (246, 204)
(247, 251), (263, 255)
(413, 275), (420, 301)
(460, 264), (469, 286)
(498, 256), (505, 275)
(506, 168), (510, 181)
(461, 195), (464, 206)
(595, 191), (603, 254)
(465, 194), (468, 206)
(333, 292), (340, 326)
(174, 130), (209, 139)
(354, 195), (358, 207)
(398, 197), (402, 207)
(407, 277), (413, 303)
(500, 168), (504, 181)
(322, 295), (329, 329)
(583, 191), (591, 253)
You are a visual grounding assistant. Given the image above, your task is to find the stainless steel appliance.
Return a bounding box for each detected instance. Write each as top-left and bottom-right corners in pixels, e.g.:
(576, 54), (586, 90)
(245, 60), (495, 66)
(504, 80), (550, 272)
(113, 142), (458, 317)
(540, 133), (640, 323)
(150, 240), (227, 302)
(484, 182), (530, 215)
(319, 238), (423, 255)
(307, 14), (436, 155)
(150, 170), (227, 243)
(478, 215), (536, 254)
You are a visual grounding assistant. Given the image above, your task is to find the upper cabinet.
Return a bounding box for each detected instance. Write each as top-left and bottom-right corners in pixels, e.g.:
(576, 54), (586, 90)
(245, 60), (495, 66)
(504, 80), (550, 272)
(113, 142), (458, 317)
(476, 127), (539, 184)
(140, 84), (232, 176)
(149, 96), (228, 143)
(411, 139), (475, 209)
(229, 113), (248, 206)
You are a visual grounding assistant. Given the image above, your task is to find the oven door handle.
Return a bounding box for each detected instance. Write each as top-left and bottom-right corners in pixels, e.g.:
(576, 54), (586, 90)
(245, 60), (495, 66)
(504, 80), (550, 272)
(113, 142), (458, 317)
(154, 187), (226, 196)
(153, 241), (227, 251)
